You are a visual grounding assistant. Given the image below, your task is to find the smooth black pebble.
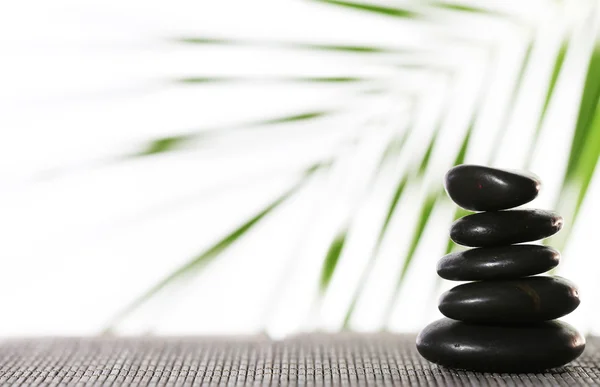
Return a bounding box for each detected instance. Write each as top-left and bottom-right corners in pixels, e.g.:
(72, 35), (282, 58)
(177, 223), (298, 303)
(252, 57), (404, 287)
(437, 244), (559, 281)
(450, 209), (563, 247)
(438, 276), (579, 323)
(416, 318), (585, 372)
(444, 164), (541, 211)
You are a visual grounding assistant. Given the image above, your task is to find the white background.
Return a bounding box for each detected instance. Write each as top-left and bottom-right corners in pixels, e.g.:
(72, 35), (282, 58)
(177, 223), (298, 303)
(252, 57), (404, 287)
(0, 0), (599, 338)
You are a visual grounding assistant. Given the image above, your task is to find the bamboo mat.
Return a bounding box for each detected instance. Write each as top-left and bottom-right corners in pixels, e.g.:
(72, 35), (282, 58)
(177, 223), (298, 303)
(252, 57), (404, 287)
(0, 333), (598, 386)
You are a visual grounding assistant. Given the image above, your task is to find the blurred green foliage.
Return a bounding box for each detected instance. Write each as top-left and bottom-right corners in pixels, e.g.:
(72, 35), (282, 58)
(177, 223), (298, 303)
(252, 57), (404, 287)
(105, 0), (600, 331)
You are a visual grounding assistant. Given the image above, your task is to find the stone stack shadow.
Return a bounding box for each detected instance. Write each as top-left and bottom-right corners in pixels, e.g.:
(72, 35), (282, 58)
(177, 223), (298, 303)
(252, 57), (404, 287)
(416, 165), (585, 373)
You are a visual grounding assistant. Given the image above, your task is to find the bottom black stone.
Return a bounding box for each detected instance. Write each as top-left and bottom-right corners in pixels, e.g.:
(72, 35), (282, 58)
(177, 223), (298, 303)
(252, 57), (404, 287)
(416, 318), (585, 373)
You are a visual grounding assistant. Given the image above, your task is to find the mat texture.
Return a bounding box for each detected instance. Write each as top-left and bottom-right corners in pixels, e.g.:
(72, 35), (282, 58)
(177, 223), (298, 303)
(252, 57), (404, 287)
(0, 333), (599, 386)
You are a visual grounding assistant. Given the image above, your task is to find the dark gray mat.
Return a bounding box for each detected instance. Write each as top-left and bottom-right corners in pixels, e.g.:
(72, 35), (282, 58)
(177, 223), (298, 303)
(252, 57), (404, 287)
(0, 333), (599, 386)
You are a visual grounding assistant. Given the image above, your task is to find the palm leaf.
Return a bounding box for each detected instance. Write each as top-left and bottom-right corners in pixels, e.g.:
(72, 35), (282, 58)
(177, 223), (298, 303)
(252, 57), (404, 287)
(377, 129), (412, 169)
(174, 76), (369, 84)
(320, 124), (413, 305)
(398, 190), (440, 282)
(319, 230), (348, 292)
(379, 190), (440, 325)
(381, 123), (472, 325)
(341, 84), (459, 327)
(552, 40), (600, 250)
(104, 165), (321, 330)
(137, 136), (194, 157)
(572, 105), (600, 213)
(378, 175), (412, 247)
(539, 40), (569, 130)
(452, 123), (473, 167)
(313, 0), (419, 19)
(563, 42), (600, 193)
(417, 132), (438, 176)
(524, 38), (569, 167)
(341, 171), (410, 328)
(100, 0), (594, 333)
(431, 2), (498, 14)
(175, 36), (410, 54)
(132, 111), (334, 158)
(488, 39), (534, 164)
(341, 108), (446, 327)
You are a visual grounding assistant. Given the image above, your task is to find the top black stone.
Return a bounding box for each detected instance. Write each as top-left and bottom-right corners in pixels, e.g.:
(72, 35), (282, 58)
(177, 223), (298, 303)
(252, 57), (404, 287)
(444, 165), (541, 211)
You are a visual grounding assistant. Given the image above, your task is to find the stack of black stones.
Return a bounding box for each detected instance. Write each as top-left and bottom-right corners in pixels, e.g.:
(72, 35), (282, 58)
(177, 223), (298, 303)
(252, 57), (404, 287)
(416, 165), (585, 373)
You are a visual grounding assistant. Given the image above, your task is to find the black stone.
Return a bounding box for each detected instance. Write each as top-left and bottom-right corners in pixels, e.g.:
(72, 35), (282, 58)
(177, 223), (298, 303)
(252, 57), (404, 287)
(450, 209), (563, 247)
(437, 245), (559, 281)
(444, 165), (541, 211)
(416, 318), (585, 372)
(438, 276), (579, 323)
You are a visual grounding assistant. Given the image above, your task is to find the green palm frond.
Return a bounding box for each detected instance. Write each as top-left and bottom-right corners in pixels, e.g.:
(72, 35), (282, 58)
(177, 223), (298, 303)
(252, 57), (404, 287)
(319, 122), (413, 301)
(398, 190), (441, 281)
(524, 38), (569, 167)
(552, 40), (600, 250)
(431, 2), (499, 14)
(319, 230), (348, 292)
(488, 38), (535, 164)
(314, 0), (420, 19)
(100, 0), (600, 332)
(340, 92), (453, 326)
(133, 111), (334, 158)
(104, 163), (324, 330)
(381, 122), (473, 325)
(563, 43), (600, 211)
(342, 171), (410, 327)
(174, 76), (369, 84)
(175, 36), (410, 54)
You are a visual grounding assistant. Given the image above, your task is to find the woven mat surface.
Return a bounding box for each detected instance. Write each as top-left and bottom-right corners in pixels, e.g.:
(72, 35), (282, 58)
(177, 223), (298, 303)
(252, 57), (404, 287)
(1, 333), (599, 386)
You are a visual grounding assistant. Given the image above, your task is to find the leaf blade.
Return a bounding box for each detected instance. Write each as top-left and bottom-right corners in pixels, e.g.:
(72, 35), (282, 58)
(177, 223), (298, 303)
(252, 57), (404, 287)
(174, 36), (406, 54)
(103, 168), (317, 331)
(319, 231), (348, 292)
(138, 136), (192, 156)
(398, 190), (440, 283)
(341, 172), (410, 327)
(175, 76), (367, 84)
(131, 111), (333, 158)
(314, 0), (419, 19)
(552, 40), (600, 251)
(525, 39), (569, 167)
(564, 43), (600, 186)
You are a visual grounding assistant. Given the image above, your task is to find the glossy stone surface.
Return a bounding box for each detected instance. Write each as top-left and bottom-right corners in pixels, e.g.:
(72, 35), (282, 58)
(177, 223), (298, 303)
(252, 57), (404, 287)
(444, 165), (541, 211)
(438, 276), (579, 323)
(416, 318), (585, 372)
(437, 245), (560, 281)
(450, 209), (563, 247)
